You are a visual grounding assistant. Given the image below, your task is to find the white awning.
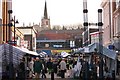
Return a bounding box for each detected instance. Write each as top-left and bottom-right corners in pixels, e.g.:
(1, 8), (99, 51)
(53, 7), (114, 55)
(25, 50), (39, 56)
(13, 46), (39, 56)
(39, 51), (47, 57)
(61, 51), (70, 57)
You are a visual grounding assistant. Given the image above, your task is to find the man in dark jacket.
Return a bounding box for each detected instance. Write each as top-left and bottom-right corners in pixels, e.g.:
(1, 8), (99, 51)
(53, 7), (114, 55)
(47, 59), (53, 74)
(18, 59), (25, 80)
(34, 57), (42, 79)
(41, 59), (47, 78)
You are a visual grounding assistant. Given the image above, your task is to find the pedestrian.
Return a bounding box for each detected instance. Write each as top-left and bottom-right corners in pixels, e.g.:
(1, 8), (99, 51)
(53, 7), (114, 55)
(117, 59), (120, 75)
(104, 66), (112, 80)
(53, 59), (58, 74)
(18, 58), (25, 80)
(81, 60), (89, 80)
(28, 57), (34, 78)
(72, 59), (77, 68)
(41, 59), (46, 78)
(66, 60), (70, 70)
(59, 58), (67, 78)
(67, 66), (73, 78)
(46, 59), (53, 74)
(73, 59), (82, 78)
(33, 57), (42, 79)
(6, 62), (15, 80)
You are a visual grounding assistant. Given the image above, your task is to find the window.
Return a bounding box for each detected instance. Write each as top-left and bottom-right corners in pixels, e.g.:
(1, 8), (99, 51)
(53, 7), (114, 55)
(116, 0), (120, 8)
(46, 21), (48, 25)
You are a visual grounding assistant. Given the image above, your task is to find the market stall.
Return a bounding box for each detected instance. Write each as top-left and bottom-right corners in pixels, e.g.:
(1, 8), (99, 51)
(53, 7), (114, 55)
(74, 43), (116, 60)
(0, 43), (39, 79)
(73, 43), (117, 78)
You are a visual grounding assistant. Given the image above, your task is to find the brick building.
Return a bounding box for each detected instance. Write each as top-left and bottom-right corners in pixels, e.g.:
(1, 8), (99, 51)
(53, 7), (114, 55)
(17, 26), (37, 51)
(36, 29), (83, 55)
(0, 0), (12, 44)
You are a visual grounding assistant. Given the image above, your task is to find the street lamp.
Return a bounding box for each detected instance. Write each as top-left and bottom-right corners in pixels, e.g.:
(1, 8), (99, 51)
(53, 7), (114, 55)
(98, 9), (103, 79)
(8, 10), (14, 79)
(11, 16), (19, 46)
(113, 35), (120, 77)
(8, 10), (13, 42)
(31, 26), (33, 51)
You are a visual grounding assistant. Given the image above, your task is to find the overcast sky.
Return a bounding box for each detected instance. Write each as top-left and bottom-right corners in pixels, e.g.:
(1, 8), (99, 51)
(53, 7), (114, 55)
(0, 0), (101, 26)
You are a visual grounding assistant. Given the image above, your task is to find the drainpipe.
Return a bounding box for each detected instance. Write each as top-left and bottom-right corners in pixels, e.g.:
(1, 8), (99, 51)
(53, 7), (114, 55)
(109, 0), (112, 42)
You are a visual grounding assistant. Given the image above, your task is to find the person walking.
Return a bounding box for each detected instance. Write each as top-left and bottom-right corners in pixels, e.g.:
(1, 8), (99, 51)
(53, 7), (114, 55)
(41, 59), (47, 78)
(59, 58), (67, 78)
(81, 60), (89, 80)
(33, 57), (43, 79)
(53, 59), (58, 74)
(116, 59), (120, 80)
(18, 58), (25, 80)
(6, 62), (15, 80)
(73, 59), (82, 78)
(46, 59), (53, 74)
(28, 58), (34, 78)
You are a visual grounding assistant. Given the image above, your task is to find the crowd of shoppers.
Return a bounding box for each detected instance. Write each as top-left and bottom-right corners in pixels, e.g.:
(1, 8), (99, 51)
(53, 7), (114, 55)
(15, 56), (82, 79)
(9, 55), (118, 80)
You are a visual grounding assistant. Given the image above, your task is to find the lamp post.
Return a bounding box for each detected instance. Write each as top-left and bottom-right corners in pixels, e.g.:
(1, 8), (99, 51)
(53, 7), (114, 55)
(31, 26), (33, 51)
(98, 9), (103, 80)
(113, 35), (120, 77)
(83, 0), (88, 47)
(8, 10), (13, 42)
(11, 16), (19, 46)
(8, 10), (14, 79)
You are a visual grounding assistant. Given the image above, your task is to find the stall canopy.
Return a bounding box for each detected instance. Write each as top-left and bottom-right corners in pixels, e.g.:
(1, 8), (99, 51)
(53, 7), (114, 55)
(14, 46), (39, 56)
(74, 48), (84, 53)
(0, 43), (39, 78)
(61, 51), (71, 57)
(75, 43), (117, 60)
(41, 50), (52, 56)
(39, 51), (47, 57)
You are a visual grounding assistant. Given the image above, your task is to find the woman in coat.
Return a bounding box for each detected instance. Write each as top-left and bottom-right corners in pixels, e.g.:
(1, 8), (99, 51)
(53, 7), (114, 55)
(33, 57), (43, 79)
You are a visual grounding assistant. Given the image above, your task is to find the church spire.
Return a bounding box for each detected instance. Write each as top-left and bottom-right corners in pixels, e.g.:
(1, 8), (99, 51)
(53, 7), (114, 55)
(44, 1), (48, 19)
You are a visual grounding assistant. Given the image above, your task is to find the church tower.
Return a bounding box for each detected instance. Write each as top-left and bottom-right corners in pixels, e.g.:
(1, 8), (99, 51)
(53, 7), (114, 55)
(41, 1), (51, 30)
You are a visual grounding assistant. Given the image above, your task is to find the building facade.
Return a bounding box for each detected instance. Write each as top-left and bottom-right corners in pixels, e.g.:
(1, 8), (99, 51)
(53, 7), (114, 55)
(101, 0), (120, 75)
(11, 27), (24, 46)
(36, 29), (83, 55)
(17, 26), (37, 51)
(0, 18), (2, 43)
(90, 32), (100, 44)
(101, 0), (113, 47)
(0, 0), (12, 44)
(101, 0), (120, 50)
(82, 27), (99, 46)
(112, 0), (120, 51)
